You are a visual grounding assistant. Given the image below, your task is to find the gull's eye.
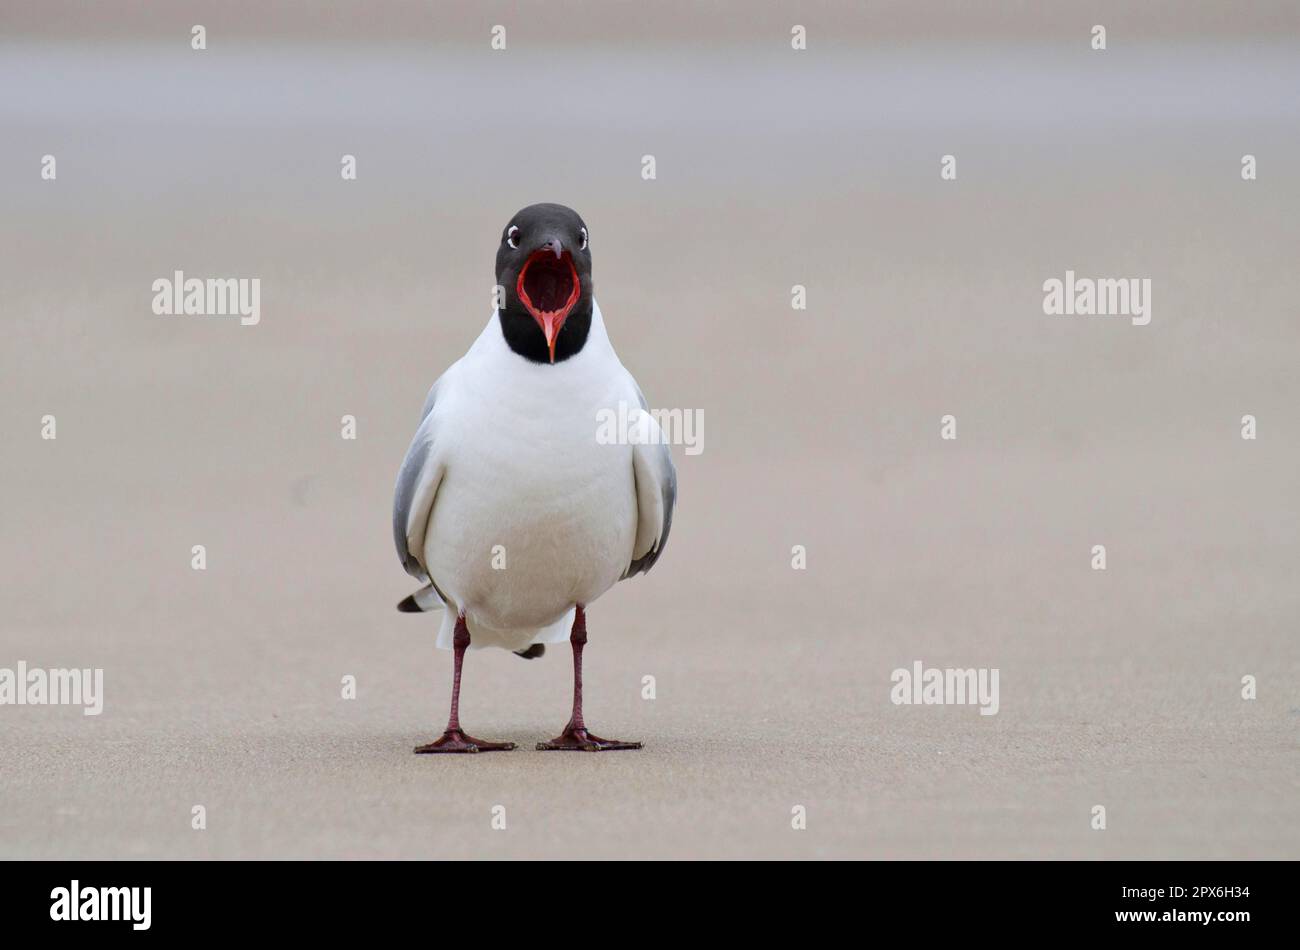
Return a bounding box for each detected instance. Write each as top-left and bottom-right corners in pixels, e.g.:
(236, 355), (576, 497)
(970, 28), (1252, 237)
(506, 226), (520, 249)
(578, 227), (588, 250)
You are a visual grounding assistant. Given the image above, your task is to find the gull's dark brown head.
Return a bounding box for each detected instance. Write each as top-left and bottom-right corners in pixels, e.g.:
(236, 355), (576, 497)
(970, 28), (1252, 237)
(495, 203), (594, 364)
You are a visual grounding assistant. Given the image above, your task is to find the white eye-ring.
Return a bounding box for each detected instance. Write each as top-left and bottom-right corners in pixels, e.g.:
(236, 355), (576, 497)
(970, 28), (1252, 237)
(506, 225), (520, 249)
(578, 227), (588, 250)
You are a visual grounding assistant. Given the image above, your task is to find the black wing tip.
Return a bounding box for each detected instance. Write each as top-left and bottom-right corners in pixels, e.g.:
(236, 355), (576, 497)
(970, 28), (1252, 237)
(623, 541), (664, 579)
(513, 644), (546, 660)
(396, 595), (422, 613)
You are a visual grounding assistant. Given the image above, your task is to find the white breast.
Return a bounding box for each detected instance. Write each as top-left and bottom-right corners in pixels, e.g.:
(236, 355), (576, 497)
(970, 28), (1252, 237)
(422, 305), (640, 644)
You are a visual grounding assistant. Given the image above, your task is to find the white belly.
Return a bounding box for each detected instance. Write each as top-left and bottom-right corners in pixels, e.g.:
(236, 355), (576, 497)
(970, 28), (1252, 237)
(423, 406), (637, 636)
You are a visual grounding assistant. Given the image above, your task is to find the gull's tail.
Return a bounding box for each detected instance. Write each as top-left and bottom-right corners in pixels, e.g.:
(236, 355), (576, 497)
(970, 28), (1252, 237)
(396, 585), (560, 659)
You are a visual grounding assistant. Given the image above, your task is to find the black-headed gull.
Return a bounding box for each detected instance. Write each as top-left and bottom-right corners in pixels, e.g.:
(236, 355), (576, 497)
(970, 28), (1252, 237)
(393, 203), (676, 753)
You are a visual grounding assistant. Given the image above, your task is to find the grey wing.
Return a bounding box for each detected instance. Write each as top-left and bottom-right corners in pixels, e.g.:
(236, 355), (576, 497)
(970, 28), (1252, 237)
(392, 378), (446, 582)
(623, 380), (677, 579)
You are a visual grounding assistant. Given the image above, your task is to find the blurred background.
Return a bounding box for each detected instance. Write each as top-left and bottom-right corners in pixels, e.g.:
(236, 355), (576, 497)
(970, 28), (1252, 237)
(1, 1), (1297, 858)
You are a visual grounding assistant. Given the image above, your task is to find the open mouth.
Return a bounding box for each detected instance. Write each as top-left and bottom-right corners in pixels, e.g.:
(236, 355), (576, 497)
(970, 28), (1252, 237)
(518, 249), (580, 322)
(517, 249), (581, 361)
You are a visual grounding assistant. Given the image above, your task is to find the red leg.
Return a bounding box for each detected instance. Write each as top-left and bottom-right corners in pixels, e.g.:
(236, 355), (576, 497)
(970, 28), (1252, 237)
(537, 605), (641, 752)
(414, 614), (515, 754)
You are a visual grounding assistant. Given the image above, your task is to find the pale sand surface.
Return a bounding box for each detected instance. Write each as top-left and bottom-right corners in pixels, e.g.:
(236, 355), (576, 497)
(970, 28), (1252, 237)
(1, 7), (1298, 858)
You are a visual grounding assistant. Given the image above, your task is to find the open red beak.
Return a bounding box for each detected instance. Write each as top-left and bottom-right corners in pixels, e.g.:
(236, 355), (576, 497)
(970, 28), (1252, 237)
(516, 243), (581, 362)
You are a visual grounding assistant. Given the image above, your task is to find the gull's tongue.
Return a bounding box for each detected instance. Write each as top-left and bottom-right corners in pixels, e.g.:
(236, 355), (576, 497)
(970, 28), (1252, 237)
(539, 311), (560, 363)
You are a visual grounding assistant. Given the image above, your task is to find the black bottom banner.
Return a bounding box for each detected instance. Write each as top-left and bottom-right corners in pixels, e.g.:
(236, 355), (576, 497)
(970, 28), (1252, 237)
(0, 859), (1284, 939)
